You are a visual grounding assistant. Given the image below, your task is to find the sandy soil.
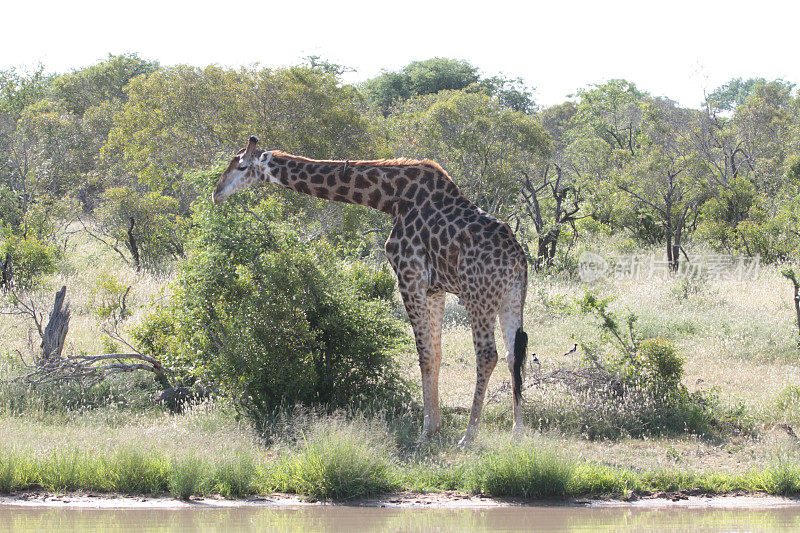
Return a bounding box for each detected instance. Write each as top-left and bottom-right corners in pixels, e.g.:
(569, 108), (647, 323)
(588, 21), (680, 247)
(1, 491), (799, 510)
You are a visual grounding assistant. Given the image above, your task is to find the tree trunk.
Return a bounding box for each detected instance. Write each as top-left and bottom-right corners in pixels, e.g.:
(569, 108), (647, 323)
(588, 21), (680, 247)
(794, 287), (800, 347)
(789, 273), (800, 347)
(665, 232), (674, 272)
(0, 253), (11, 291)
(127, 216), (141, 272)
(40, 285), (70, 364)
(535, 228), (560, 271)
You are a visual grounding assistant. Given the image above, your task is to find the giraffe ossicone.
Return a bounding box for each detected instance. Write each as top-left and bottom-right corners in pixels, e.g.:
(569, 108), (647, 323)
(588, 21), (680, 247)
(214, 137), (531, 445)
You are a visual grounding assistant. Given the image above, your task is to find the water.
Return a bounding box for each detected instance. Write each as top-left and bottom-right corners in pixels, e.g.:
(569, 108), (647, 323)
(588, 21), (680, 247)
(3, 505), (800, 532)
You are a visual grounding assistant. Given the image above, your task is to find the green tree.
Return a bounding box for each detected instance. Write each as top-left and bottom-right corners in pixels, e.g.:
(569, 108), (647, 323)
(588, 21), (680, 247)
(107, 65), (379, 196)
(706, 77), (768, 112)
(516, 101), (589, 269)
(362, 57), (479, 115)
(473, 75), (537, 114)
(388, 90), (550, 215)
(696, 79), (799, 261)
(566, 80), (648, 230)
(616, 98), (708, 270)
(50, 53), (159, 116)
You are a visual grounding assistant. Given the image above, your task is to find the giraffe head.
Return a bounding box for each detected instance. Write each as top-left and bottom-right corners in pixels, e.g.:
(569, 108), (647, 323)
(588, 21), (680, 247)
(212, 136), (276, 203)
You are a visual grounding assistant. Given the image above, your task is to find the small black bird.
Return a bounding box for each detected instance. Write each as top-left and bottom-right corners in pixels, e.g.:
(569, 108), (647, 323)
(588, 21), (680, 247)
(528, 353), (540, 374)
(563, 343), (578, 356)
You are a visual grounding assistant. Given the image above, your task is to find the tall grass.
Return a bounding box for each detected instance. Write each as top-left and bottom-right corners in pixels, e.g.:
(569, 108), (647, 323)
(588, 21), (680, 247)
(270, 417), (398, 499)
(3, 425), (800, 500)
(0, 451), (16, 492)
(207, 451), (257, 498)
(168, 456), (206, 500)
(104, 448), (169, 494)
(465, 441), (572, 498)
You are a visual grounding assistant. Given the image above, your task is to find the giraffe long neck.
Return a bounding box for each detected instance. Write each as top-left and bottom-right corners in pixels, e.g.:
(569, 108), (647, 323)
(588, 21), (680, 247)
(265, 153), (399, 214)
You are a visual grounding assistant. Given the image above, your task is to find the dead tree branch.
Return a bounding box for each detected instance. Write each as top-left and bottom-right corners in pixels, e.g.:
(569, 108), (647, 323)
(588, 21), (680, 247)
(15, 352), (171, 389)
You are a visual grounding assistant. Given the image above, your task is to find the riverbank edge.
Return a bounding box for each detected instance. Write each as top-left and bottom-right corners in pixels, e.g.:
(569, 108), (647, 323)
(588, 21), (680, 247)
(2, 490), (800, 509)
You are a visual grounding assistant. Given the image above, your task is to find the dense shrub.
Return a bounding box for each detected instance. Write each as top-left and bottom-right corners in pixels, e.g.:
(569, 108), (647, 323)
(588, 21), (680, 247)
(0, 232), (61, 290)
(132, 193), (413, 422)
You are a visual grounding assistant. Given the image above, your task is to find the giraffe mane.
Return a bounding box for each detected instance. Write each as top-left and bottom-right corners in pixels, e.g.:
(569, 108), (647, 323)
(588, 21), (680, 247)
(270, 151), (454, 182)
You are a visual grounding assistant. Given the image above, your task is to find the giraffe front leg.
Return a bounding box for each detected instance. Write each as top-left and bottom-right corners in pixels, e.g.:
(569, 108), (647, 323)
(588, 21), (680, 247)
(427, 290), (446, 435)
(458, 312), (498, 447)
(398, 282), (440, 440)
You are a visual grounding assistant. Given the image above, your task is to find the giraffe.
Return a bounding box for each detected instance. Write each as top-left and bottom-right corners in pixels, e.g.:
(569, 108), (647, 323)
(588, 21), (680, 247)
(212, 136), (530, 445)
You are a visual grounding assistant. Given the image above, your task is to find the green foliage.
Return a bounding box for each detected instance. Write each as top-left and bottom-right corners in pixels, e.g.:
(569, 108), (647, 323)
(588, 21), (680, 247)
(776, 385), (800, 412)
(0, 232), (60, 290)
(107, 65), (379, 194)
(707, 77), (769, 112)
(95, 187), (187, 270)
(388, 90), (550, 214)
(362, 57), (479, 115)
(473, 75), (537, 114)
(568, 292), (746, 439)
(345, 261), (397, 302)
(787, 154), (800, 181)
(0, 186), (23, 229)
(638, 338), (685, 400)
(132, 195), (412, 420)
(88, 272), (130, 319)
(50, 53), (159, 115)
(578, 292), (637, 355)
(0, 66), (49, 118)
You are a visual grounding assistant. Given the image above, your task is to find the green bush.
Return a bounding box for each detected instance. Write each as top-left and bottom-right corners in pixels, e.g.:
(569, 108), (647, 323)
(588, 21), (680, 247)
(89, 272), (131, 319)
(0, 232), (61, 290)
(542, 294), (753, 439)
(132, 194), (413, 422)
(0, 186), (23, 230)
(638, 338), (684, 399)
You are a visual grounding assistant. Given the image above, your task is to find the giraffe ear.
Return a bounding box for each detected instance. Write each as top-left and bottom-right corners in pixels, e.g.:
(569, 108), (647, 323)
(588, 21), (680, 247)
(244, 136), (259, 157)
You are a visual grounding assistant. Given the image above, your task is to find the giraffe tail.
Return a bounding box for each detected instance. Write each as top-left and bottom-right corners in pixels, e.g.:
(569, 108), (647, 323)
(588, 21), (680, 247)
(513, 327), (528, 404)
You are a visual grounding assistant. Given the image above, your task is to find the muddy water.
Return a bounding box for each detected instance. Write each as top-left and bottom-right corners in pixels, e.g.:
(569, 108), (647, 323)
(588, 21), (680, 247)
(3, 505), (800, 532)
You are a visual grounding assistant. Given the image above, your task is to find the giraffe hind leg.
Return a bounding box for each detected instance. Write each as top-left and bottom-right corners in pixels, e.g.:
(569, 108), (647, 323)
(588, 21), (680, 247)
(499, 290), (526, 436)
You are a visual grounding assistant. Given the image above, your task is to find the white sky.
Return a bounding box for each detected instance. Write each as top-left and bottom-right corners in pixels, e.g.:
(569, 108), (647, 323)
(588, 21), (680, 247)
(1, 0), (798, 108)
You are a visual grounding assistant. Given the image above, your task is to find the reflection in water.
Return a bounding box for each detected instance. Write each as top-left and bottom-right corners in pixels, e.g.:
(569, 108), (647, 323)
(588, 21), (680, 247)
(3, 505), (800, 532)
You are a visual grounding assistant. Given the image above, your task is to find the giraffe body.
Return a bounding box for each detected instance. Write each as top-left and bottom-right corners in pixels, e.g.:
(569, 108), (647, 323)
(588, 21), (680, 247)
(213, 137), (528, 444)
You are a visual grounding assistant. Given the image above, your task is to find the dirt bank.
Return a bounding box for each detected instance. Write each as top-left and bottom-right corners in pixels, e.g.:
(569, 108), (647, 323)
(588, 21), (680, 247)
(1, 491), (799, 510)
